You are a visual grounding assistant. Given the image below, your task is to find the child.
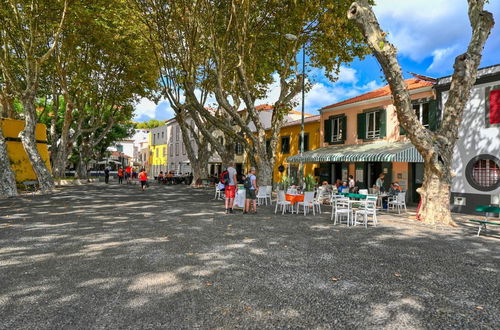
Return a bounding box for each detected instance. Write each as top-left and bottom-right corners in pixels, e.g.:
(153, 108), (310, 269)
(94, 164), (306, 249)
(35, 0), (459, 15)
(138, 168), (148, 191)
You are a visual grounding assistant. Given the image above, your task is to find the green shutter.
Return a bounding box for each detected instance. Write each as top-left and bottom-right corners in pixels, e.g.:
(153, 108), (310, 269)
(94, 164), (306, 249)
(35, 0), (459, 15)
(324, 118), (332, 143)
(357, 113), (366, 140)
(379, 109), (387, 138)
(428, 99), (438, 131)
(341, 116), (347, 141)
(399, 123), (406, 135)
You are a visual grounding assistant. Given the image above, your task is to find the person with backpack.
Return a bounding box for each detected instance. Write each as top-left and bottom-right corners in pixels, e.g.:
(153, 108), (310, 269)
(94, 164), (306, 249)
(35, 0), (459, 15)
(138, 168), (148, 191)
(223, 162), (237, 214)
(244, 167), (258, 214)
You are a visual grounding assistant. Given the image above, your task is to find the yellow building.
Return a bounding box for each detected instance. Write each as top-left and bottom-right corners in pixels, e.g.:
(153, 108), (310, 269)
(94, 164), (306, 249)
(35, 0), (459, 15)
(148, 125), (169, 177)
(1, 118), (51, 183)
(274, 115), (321, 184)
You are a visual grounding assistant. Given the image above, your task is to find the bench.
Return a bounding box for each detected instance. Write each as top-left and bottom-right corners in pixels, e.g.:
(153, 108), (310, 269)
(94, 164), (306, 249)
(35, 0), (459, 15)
(469, 205), (500, 236)
(22, 180), (39, 196)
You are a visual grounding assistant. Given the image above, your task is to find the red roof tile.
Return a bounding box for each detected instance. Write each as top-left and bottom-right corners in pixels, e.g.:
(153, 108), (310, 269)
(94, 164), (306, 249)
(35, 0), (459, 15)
(322, 78), (434, 110)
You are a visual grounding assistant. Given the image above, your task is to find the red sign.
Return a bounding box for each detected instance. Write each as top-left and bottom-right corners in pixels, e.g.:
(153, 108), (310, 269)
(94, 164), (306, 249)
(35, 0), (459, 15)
(490, 89), (500, 124)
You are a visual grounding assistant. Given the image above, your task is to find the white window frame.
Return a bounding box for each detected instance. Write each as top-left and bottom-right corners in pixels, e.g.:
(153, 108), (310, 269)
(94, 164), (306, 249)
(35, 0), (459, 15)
(413, 103), (429, 128)
(366, 111), (380, 139)
(175, 143), (179, 156)
(331, 117), (343, 142)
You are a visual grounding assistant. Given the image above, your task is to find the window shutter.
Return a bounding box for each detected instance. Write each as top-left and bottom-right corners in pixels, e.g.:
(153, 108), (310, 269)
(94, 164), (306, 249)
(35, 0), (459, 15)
(399, 122), (406, 135)
(357, 113), (366, 140)
(490, 89), (500, 124)
(379, 109), (387, 138)
(324, 118), (332, 143)
(428, 99), (438, 131)
(341, 116), (347, 141)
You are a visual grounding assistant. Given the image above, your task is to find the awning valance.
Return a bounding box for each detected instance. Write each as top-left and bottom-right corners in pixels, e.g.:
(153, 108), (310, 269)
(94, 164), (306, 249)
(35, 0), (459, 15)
(287, 141), (424, 163)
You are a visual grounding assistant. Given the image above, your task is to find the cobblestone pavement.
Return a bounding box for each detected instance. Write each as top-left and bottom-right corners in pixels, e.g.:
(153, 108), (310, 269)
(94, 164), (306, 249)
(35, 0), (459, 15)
(0, 183), (499, 329)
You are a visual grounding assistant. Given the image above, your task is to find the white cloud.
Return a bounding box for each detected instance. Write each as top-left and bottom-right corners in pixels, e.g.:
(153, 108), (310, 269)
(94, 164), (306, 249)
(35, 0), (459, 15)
(336, 66), (358, 84)
(427, 46), (459, 73)
(133, 98), (157, 120)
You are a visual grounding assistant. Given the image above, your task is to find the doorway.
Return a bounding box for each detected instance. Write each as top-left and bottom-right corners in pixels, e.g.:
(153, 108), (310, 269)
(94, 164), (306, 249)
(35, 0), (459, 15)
(367, 162), (383, 189)
(411, 163), (424, 203)
(330, 163), (342, 184)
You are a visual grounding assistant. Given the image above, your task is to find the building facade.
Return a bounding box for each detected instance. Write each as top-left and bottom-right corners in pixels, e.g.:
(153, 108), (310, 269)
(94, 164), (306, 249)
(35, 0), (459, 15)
(288, 78), (436, 203)
(437, 65), (500, 214)
(149, 124), (169, 177)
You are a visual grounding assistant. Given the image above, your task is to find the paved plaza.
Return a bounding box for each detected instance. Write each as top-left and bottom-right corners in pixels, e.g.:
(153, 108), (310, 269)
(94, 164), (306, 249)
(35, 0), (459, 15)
(0, 183), (499, 329)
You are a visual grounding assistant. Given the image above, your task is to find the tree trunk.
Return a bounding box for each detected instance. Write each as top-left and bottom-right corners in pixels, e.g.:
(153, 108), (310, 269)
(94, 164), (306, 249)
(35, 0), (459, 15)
(191, 159), (209, 187)
(0, 121), (18, 196)
(20, 95), (55, 192)
(256, 158), (273, 186)
(417, 160), (454, 226)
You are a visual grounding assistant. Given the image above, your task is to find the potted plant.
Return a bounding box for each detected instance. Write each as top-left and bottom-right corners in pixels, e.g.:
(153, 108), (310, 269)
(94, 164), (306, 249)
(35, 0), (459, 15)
(304, 174), (316, 192)
(279, 175), (291, 191)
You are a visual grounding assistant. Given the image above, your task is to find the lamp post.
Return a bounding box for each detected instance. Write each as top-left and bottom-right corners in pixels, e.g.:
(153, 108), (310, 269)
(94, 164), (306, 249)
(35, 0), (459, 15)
(284, 34), (306, 185)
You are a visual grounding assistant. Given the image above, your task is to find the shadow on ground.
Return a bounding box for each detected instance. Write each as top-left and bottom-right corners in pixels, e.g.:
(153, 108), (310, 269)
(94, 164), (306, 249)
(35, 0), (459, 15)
(0, 183), (499, 329)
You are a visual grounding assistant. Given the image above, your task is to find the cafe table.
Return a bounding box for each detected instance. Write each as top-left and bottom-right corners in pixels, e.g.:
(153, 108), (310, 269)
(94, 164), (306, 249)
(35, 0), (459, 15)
(285, 193), (304, 214)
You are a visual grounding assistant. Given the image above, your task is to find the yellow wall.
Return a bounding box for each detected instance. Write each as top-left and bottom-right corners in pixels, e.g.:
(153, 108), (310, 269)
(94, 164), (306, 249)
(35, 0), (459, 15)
(1, 118), (51, 183)
(274, 120), (321, 183)
(150, 144), (167, 166)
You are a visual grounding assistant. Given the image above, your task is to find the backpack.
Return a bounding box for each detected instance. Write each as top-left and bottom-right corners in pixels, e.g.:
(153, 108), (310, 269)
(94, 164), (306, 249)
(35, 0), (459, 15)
(244, 176), (252, 189)
(220, 171), (229, 184)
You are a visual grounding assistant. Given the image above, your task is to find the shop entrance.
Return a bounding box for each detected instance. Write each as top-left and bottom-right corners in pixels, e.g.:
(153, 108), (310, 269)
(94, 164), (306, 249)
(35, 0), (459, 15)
(330, 162), (342, 183)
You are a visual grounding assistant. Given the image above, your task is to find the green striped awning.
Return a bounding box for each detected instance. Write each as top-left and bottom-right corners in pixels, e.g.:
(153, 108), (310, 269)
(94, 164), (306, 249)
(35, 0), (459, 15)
(287, 141), (423, 163)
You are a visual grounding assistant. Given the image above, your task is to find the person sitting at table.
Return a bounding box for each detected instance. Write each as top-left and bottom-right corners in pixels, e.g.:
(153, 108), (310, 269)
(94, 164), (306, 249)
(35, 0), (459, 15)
(335, 179), (342, 188)
(338, 181), (349, 193)
(158, 171), (164, 184)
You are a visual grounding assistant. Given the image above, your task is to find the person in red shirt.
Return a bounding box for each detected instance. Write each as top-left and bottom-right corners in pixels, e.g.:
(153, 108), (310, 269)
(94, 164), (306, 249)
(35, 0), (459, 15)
(125, 166), (132, 184)
(117, 167), (124, 184)
(138, 168), (148, 191)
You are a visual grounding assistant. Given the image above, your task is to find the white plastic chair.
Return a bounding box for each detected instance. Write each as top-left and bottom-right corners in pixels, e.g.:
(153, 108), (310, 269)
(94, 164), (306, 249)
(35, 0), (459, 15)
(275, 190), (292, 215)
(257, 188), (268, 205)
(359, 189), (369, 195)
(388, 192), (407, 214)
(312, 191), (322, 214)
(296, 191), (316, 215)
(333, 199), (351, 225)
(214, 184), (223, 200)
(354, 200), (377, 227)
(265, 185), (273, 205)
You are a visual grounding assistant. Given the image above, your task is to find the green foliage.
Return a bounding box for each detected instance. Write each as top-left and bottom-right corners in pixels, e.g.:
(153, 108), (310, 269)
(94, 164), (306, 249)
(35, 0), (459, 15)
(279, 175), (291, 191)
(135, 120), (165, 129)
(304, 174), (316, 192)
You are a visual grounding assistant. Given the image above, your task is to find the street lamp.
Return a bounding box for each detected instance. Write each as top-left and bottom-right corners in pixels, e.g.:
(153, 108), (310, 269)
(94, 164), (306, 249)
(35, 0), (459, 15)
(284, 33), (306, 185)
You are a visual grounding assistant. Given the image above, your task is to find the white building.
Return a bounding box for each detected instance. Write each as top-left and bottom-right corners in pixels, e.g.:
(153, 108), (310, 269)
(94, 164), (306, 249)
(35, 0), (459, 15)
(436, 64), (500, 214)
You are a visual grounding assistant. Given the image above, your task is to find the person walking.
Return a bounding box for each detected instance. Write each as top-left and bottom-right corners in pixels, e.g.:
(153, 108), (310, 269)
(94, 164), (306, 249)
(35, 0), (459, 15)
(104, 166), (110, 184)
(138, 168), (148, 191)
(244, 167), (258, 214)
(224, 162), (238, 214)
(125, 165), (132, 184)
(117, 167), (124, 184)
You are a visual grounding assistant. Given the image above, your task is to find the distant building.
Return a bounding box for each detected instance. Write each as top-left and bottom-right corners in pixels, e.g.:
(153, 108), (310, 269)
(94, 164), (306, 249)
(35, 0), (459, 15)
(149, 124), (169, 177)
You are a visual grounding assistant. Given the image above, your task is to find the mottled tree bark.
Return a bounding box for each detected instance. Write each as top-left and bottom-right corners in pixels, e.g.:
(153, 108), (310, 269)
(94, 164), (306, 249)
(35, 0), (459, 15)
(20, 94), (55, 192)
(0, 120), (18, 196)
(348, 0), (494, 225)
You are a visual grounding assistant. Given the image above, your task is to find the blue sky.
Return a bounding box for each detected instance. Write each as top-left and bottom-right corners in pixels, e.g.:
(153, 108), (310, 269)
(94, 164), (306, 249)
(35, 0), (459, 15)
(134, 0), (500, 121)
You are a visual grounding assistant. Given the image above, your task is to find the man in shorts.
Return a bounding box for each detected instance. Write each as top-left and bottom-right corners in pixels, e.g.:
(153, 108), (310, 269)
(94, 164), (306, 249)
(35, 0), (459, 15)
(244, 167), (258, 214)
(224, 162), (238, 214)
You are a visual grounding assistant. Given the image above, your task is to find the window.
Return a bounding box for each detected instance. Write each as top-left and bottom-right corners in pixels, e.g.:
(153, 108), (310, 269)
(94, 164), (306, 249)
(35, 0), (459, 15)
(169, 144), (173, 156)
(331, 117), (343, 142)
(175, 143), (179, 156)
(366, 111), (381, 139)
(298, 133), (310, 152)
(182, 142), (186, 155)
(486, 87), (500, 126)
(466, 155), (500, 191)
(116, 145), (123, 152)
(161, 131), (164, 139)
(413, 103), (429, 128)
(176, 127), (179, 141)
(281, 136), (290, 154)
(235, 142), (244, 155)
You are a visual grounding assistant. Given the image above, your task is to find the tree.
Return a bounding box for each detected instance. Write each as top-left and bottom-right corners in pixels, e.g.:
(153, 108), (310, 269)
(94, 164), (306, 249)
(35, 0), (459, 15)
(347, 0), (495, 225)
(0, 0), (68, 192)
(135, 119), (165, 129)
(133, 0), (367, 185)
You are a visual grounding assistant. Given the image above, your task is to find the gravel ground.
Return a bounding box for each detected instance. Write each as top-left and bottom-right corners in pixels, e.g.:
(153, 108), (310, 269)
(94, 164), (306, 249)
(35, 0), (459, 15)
(0, 182), (499, 329)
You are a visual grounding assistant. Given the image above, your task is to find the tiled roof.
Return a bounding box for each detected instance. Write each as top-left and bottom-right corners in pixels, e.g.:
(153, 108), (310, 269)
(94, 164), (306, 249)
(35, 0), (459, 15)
(283, 115), (320, 127)
(322, 78), (434, 110)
